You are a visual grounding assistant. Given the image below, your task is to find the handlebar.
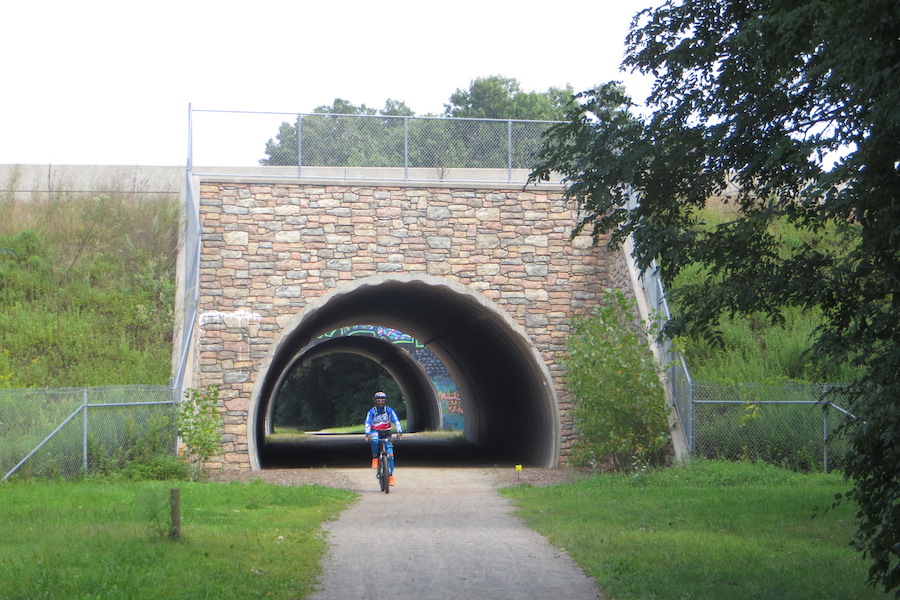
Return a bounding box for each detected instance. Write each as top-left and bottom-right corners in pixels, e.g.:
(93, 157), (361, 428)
(366, 431), (402, 440)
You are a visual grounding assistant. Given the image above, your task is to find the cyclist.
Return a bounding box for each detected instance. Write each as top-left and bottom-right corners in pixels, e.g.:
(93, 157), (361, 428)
(364, 391), (403, 486)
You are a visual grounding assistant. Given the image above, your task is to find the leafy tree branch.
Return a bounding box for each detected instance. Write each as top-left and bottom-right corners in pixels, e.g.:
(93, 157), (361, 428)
(531, 0), (899, 593)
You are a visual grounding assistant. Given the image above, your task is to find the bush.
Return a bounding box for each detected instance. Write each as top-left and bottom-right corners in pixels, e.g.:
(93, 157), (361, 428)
(563, 289), (671, 471)
(177, 386), (223, 477)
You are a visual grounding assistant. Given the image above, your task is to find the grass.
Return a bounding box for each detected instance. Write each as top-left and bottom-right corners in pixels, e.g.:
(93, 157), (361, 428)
(500, 460), (891, 600)
(0, 479), (356, 600)
(0, 190), (178, 387)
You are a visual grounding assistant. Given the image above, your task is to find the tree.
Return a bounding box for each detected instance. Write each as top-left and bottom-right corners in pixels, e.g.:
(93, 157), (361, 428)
(437, 76), (575, 169)
(530, 0), (899, 593)
(260, 78), (574, 169)
(274, 354), (404, 430)
(444, 75), (573, 121)
(260, 98), (414, 166)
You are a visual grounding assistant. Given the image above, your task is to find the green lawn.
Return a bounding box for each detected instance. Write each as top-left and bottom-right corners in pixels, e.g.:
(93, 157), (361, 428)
(501, 460), (891, 600)
(0, 479), (355, 600)
(3, 461), (892, 600)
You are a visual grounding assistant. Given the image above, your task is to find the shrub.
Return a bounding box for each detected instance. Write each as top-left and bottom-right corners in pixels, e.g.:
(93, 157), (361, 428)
(563, 289), (671, 471)
(177, 386), (223, 478)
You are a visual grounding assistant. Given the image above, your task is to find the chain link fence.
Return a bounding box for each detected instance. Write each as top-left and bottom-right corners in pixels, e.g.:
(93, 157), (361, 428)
(635, 262), (853, 472)
(690, 382), (854, 471)
(1, 380), (856, 477)
(1, 386), (175, 481)
(188, 107), (561, 183)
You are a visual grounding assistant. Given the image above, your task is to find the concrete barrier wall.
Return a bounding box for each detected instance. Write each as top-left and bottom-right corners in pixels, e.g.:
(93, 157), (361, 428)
(0, 164), (183, 197)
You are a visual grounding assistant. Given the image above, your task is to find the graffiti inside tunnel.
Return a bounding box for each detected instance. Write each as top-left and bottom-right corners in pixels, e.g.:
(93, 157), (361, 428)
(311, 325), (463, 430)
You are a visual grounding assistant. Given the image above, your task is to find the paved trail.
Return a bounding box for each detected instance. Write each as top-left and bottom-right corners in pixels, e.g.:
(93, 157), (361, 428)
(307, 467), (602, 600)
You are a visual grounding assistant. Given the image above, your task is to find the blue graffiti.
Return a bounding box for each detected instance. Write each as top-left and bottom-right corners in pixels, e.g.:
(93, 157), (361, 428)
(317, 325), (424, 348)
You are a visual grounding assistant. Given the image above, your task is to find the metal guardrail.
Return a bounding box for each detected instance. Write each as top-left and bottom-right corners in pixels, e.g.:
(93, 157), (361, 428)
(171, 168), (200, 400)
(637, 264), (696, 450)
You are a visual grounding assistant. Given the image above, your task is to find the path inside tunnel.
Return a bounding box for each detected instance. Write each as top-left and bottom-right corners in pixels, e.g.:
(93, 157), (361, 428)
(260, 433), (515, 469)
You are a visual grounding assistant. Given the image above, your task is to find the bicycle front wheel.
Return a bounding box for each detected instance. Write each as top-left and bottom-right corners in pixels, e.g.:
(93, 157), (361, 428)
(379, 454), (390, 493)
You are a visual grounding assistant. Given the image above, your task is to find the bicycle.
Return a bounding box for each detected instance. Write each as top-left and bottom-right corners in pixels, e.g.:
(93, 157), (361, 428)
(373, 431), (397, 494)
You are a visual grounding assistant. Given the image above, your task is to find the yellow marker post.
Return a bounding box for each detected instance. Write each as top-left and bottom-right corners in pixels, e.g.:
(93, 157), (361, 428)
(515, 464), (522, 483)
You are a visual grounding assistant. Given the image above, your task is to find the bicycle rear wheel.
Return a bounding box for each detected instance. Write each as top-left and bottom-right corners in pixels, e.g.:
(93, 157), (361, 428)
(379, 453), (390, 493)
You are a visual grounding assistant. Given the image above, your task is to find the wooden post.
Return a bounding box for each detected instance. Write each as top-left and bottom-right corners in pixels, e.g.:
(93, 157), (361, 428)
(169, 488), (181, 541)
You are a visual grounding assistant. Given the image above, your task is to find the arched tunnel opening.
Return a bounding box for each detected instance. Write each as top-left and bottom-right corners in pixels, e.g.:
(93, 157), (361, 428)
(248, 274), (560, 470)
(266, 334), (443, 435)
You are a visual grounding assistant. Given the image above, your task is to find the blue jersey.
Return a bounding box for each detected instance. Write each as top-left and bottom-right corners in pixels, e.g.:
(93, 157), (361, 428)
(365, 405), (402, 434)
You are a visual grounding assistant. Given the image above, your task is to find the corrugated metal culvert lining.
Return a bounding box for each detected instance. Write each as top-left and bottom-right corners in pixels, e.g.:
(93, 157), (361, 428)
(249, 274), (560, 469)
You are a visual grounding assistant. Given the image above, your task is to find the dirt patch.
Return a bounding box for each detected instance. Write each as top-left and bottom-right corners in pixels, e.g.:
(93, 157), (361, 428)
(209, 468), (353, 489)
(491, 465), (594, 487)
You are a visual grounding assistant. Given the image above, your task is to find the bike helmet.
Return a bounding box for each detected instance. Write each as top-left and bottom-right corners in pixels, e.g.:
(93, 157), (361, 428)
(374, 391), (387, 401)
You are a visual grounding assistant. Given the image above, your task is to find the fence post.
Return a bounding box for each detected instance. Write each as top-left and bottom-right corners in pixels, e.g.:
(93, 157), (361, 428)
(82, 388), (89, 474)
(689, 380), (696, 453)
(823, 401), (830, 472)
(507, 120), (513, 182)
(823, 384), (829, 472)
(296, 114), (303, 178)
(404, 116), (409, 181)
(169, 488), (181, 541)
(172, 386), (181, 454)
(187, 103), (193, 172)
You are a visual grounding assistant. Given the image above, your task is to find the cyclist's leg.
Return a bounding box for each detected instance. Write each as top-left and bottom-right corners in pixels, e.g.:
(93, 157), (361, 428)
(385, 439), (395, 474)
(371, 432), (380, 459)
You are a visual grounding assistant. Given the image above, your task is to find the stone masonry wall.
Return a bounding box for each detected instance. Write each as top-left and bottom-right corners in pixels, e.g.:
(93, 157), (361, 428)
(195, 180), (626, 470)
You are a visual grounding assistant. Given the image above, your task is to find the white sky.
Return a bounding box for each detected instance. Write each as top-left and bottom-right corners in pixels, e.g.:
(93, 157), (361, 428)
(1, 0), (657, 167)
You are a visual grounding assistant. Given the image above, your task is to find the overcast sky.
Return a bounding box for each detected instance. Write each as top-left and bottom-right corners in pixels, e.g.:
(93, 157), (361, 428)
(1, 1), (657, 167)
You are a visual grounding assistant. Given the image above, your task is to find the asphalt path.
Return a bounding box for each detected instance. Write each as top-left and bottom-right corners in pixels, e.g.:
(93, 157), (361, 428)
(306, 465), (603, 600)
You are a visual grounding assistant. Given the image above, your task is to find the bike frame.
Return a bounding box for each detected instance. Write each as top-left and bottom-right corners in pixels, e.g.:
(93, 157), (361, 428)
(375, 431), (393, 494)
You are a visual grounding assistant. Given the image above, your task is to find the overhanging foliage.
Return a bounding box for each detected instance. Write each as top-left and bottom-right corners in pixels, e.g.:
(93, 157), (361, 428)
(531, 0), (899, 593)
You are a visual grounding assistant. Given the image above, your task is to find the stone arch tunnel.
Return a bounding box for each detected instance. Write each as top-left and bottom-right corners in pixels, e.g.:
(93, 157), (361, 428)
(249, 274), (560, 469)
(187, 175), (640, 472)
